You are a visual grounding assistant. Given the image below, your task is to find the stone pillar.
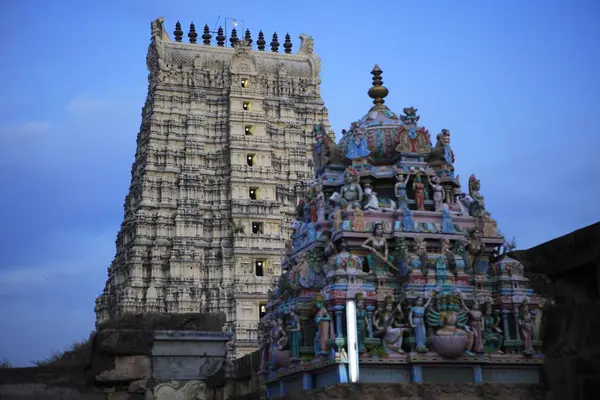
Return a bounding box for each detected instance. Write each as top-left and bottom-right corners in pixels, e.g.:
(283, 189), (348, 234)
(333, 305), (345, 338)
(412, 365), (423, 383)
(513, 306), (521, 340)
(501, 309), (510, 342)
(302, 372), (313, 390)
(366, 305), (375, 338)
(473, 365), (483, 383)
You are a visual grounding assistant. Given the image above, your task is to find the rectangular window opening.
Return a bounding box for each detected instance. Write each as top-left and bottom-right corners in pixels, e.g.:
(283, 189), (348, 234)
(259, 303), (267, 319)
(255, 259), (265, 276)
(244, 125), (253, 135)
(251, 222), (263, 234)
(242, 101), (252, 111)
(247, 154), (255, 167)
(249, 187), (258, 200)
(241, 78), (249, 88)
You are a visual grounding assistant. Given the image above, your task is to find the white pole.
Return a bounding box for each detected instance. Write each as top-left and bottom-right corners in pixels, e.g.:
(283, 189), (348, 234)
(345, 299), (359, 383)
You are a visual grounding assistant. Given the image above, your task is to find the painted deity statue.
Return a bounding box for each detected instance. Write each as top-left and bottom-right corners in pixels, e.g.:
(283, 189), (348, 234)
(394, 169), (411, 210)
(441, 204), (455, 234)
(363, 183), (380, 211)
(268, 316), (287, 369)
(483, 304), (504, 353)
(409, 296), (433, 352)
(258, 320), (270, 373)
(379, 296), (406, 355)
(361, 222), (394, 277)
(427, 174), (446, 212)
(345, 130), (371, 160)
(412, 174), (428, 210)
(462, 300), (485, 354)
(339, 167), (363, 210)
(372, 302), (385, 337)
(519, 301), (535, 356)
(393, 236), (410, 278)
(468, 174), (489, 217)
(314, 183), (326, 221)
(313, 294), (332, 356)
(286, 307), (302, 361)
(355, 293), (369, 352)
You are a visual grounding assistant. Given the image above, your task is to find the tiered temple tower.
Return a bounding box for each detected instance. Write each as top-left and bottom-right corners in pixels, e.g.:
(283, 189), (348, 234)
(94, 18), (330, 357)
(260, 66), (544, 396)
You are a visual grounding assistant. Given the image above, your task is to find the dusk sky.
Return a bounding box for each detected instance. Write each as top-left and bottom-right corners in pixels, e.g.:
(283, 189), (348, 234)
(1, 0), (598, 366)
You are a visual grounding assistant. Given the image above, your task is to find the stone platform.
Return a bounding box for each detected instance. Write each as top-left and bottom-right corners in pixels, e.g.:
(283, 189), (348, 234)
(264, 355), (543, 399)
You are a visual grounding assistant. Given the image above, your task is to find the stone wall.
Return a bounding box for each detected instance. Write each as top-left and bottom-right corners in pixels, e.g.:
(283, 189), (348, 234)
(511, 222), (600, 400)
(276, 383), (547, 400)
(0, 313), (229, 399)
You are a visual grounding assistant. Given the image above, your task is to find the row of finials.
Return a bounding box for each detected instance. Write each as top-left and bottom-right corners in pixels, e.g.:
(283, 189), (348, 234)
(172, 21), (293, 53)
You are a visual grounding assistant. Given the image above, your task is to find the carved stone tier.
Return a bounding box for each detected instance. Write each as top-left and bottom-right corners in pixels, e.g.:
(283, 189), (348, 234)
(95, 17), (330, 359)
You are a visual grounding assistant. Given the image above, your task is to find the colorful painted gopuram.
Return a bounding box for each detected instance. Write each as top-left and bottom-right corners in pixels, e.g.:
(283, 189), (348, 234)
(259, 66), (544, 397)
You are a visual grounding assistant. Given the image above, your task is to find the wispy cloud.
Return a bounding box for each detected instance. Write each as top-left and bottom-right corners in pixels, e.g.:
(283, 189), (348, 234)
(65, 95), (107, 114)
(0, 121), (50, 137)
(0, 230), (115, 296)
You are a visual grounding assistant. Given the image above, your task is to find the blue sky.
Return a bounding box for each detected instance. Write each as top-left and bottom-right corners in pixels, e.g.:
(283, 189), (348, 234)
(0, 0), (598, 366)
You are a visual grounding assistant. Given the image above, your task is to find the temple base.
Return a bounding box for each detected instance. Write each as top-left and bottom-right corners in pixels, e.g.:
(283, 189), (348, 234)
(264, 356), (543, 399)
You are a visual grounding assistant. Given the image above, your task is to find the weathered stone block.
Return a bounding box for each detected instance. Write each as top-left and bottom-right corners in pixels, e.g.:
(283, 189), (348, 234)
(96, 329), (154, 356)
(108, 392), (145, 400)
(128, 379), (149, 393)
(96, 356), (151, 383)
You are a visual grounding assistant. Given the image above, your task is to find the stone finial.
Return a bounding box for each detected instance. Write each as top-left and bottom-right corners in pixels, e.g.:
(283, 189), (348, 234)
(188, 23), (198, 44)
(230, 28), (239, 47)
(174, 21), (184, 42)
(202, 24), (212, 45)
(244, 29), (253, 45)
(270, 32), (280, 53)
(257, 31), (266, 51)
(367, 65), (389, 108)
(283, 33), (292, 54)
(216, 26), (225, 47)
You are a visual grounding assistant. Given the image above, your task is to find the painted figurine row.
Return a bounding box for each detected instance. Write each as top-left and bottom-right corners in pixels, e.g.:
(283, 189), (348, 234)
(259, 292), (535, 369)
(296, 167), (488, 228)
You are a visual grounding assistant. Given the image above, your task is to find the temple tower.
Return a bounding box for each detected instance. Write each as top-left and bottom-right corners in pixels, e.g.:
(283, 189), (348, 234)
(94, 18), (330, 357)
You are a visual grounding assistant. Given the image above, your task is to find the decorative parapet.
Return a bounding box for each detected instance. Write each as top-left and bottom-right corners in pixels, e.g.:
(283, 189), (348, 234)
(148, 17), (322, 80)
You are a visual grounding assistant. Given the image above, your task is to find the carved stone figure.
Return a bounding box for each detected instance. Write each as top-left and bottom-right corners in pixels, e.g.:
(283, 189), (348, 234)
(339, 167), (363, 209)
(286, 307), (302, 360)
(361, 222), (394, 277)
(355, 293), (369, 352)
(466, 229), (485, 272)
(258, 320), (270, 373)
(363, 183), (380, 211)
(427, 174), (446, 212)
(412, 175), (427, 210)
(426, 289), (471, 358)
(428, 129), (455, 168)
(393, 237), (410, 278)
(468, 174), (489, 217)
(462, 300), (485, 354)
(519, 301), (535, 356)
(441, 204), (455, 234)
(409, 296), (433, 352)
(313, 294), (332, 355)
(379, 296), (406, 355)
(483, 304), (504, 354)
(315, 184), (326, 220)
(345, 131), (371, 160)
(153, 380), (206, 400)
(402, 207), (416, 232)
(394, 169), (411, 210)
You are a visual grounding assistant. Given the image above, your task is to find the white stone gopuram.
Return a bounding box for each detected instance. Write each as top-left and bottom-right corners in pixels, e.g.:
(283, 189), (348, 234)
(95, 18), (330, 357)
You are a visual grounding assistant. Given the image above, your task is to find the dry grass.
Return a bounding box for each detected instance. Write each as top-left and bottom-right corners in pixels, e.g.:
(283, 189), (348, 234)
(0, 357), (13, 369)
(30, 331), (95, 368)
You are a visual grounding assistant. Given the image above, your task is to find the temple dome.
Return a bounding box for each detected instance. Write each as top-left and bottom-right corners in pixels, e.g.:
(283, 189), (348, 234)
(337, 65), (431, 162)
